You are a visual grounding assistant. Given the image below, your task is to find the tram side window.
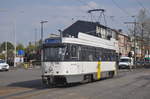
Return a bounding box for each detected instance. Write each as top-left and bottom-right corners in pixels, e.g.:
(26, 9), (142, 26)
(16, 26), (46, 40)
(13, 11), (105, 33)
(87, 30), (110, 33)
(63, 44), (117, 61)
(64, 44), (78, 61)
(80, 46), (93, 61)
(80, 46), (107, 61)
(101, 48), (111, 61)
(88, 47), (94, 61)
(78, 46), (82, 60)
(93, 48), (97, 61)
(111, 53), (115, 61)
(70, 45), (78, 60)
(101, 49), (105, 61)
(81, 46), (88, 61)
(80, 48), (84, 61)
(110, 50), (116, 61)
(87, 47), (99, 61)
(96, 48), (103, 61)
(64, 45), (70, 61)
(108, 54), (112, 61)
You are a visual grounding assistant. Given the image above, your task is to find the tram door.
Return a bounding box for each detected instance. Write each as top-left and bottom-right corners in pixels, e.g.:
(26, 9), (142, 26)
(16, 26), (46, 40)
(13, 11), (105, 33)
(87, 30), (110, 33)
(70, 45), (83, 74)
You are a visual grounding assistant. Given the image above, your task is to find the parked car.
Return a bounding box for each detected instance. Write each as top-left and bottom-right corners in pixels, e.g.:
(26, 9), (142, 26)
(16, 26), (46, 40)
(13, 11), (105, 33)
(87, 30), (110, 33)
(143, 61), (150, 68)
(136, 61), (145, 67)
(0, 59), (9, 71)
(118, 57), (134, 69)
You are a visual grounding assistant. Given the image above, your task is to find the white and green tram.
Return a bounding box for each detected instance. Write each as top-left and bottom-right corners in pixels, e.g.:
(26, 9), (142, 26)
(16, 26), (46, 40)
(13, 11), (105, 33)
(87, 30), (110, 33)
(41, 32), (119, 85)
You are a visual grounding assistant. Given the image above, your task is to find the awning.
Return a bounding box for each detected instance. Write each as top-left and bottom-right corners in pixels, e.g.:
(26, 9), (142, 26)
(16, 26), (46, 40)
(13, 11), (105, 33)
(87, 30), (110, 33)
(144, 57), (150, 60)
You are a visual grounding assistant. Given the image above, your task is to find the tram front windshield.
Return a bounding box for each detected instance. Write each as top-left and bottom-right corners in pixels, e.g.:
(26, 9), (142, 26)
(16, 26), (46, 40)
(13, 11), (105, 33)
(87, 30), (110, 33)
(43, 46), (66, 61)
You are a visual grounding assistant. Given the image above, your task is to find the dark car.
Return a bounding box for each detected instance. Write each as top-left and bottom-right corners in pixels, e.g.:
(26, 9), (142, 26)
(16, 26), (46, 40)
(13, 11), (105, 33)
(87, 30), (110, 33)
(136, 61), (145, 67)
(144, 61), (150, 68)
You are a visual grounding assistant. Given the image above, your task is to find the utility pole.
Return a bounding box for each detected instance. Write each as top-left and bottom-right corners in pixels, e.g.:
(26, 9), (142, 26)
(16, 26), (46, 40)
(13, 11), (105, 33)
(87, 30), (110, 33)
(124, 18), (138, 65)
(141, 23), (144, 59)
(5, 41), (7, 62)
(34, 28), (37, 47)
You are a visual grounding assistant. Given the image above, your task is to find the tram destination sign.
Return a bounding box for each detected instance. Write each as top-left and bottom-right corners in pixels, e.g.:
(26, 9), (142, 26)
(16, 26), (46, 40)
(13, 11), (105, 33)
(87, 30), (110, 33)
(45, 38), (61, 44)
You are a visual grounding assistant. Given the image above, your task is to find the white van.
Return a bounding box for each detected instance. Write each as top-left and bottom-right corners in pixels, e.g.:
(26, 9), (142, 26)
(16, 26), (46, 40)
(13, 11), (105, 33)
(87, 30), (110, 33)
(118, 57), (134, 69)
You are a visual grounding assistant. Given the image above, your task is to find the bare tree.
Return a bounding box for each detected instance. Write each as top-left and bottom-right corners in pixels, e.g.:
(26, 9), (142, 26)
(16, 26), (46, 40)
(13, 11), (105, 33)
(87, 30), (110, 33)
(127, 9), (150, 59)
(136, 9), (150, 58)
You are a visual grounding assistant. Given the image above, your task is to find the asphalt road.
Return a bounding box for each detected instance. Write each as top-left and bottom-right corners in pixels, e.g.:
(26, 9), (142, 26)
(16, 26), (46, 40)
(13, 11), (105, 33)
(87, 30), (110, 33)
(0, 68), (150, 99)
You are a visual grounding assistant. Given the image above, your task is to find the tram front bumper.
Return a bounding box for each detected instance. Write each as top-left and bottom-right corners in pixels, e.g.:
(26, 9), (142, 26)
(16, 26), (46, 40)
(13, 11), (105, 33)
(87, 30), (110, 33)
(42, 75), (67, 84)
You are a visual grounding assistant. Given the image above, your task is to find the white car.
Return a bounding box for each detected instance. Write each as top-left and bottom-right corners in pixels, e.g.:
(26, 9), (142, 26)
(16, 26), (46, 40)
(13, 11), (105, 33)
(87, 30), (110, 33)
(118, 57), (134, 69)
(0, 59), (9, 71)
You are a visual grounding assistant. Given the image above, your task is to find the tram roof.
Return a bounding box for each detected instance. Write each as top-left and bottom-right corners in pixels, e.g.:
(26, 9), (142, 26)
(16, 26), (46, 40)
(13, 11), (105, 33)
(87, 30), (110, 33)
(44, 32), (119, 51)
(62, 32), (118, 51)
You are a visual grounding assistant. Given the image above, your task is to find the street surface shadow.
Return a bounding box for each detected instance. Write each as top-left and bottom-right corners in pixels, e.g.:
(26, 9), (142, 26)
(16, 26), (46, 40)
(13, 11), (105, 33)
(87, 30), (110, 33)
(6, 79), (82, 89)
(7, 77), (112, 89)
(56, 77), (111, 88)
(7, 79), (47, 89)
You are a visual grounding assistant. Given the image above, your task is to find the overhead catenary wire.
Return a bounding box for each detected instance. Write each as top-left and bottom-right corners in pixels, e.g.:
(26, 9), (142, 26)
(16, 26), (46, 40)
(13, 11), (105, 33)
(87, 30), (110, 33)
(135, 0), (145, 9)
(134, 0), (150, 15)
(111, 0), (132, 16)
(78, 0), (128, 31)
(110, 0), (139, 33)
(76, 0), (131, 31)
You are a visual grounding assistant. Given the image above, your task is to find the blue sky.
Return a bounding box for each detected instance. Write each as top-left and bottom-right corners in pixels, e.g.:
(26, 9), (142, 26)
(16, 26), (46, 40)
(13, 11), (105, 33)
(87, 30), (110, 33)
(0, 0), (150, 46)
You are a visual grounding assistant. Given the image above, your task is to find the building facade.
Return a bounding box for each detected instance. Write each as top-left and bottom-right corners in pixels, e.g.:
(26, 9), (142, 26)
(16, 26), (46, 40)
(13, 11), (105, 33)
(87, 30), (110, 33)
(62, 20), (117, 40)
(115, 30), (131, 57)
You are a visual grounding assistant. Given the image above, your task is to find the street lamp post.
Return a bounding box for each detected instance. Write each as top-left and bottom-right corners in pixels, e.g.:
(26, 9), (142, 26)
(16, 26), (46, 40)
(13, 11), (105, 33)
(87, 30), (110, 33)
(14, 19), (16, 67)
(5, 41), (7, 62)
(40, 20), (48, 43)
(13, 11), (24, 68)
(40, 20), (48, 62)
